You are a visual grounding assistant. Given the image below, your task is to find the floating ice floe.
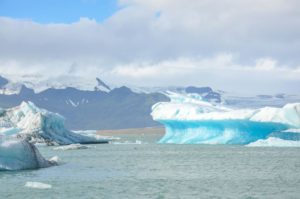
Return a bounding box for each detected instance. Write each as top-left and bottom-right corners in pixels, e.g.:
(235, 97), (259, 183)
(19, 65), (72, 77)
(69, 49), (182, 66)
(112, 140), (144, 145)
(0, 138), (57, 171)
(25, 181), (52, 189)
(152, 92), (300, 145)
(53, 144), (89, 151)
(73, 130), (120, 142)
(247, 137), (300, 147)
(0, 101), (111, 145)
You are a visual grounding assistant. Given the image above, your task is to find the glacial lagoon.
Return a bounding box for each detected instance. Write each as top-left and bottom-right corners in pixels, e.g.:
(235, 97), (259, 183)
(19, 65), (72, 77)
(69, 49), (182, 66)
(1, 133), (300, 199)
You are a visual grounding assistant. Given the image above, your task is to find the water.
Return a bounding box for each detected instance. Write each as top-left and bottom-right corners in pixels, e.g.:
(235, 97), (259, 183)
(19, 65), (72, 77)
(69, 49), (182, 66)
(1, 133), (300, 199)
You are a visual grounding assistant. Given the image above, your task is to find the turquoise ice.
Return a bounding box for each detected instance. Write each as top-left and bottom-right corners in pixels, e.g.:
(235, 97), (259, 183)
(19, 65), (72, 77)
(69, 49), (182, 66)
(152, 93), (300, 144)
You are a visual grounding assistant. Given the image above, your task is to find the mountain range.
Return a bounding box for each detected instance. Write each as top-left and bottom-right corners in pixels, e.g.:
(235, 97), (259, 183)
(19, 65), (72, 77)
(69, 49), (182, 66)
(0, 75), (298, 130)
(0, 76), (169, 130)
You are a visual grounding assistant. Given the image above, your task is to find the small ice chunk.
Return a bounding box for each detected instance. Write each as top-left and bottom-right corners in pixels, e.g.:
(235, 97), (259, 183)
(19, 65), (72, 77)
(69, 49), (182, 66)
(247, 137), (300, 147)
(25, 182), (52, 189)
(112, 140), (143, 145)
(53, 144), (89, 151)
(135, 140), (142, 144)
(48, 156), (60, 164)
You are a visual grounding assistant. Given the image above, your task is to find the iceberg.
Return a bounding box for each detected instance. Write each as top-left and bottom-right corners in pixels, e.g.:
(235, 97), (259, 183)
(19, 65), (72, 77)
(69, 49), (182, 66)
(0, 138), (57, 171)
(0, 101), (110, 145)
(151, 93), (300, 144)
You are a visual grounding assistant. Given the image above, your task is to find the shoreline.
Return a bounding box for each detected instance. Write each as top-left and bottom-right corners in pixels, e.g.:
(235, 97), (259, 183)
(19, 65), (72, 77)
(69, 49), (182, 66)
(97, 127), (165, 136)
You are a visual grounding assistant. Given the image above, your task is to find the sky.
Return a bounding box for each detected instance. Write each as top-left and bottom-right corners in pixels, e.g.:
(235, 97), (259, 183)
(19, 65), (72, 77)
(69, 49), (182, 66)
(0, 0), (119, 23)
(0, 0), (299, 94)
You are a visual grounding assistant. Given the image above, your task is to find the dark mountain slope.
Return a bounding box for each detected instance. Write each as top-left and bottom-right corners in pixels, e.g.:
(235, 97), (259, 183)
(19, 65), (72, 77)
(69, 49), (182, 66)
(0, 79), (169, 130)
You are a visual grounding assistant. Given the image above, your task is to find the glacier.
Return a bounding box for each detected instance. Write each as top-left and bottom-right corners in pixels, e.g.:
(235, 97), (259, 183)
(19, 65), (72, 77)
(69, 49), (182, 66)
(0, 101), (110, 145)
(151, 92), (300, 145)
(0, 138), (57, 171)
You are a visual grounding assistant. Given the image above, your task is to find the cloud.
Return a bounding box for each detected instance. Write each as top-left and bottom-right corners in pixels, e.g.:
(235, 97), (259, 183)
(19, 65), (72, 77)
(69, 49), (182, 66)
(110, 55), (300, 93)
(0, 0), (300, 93)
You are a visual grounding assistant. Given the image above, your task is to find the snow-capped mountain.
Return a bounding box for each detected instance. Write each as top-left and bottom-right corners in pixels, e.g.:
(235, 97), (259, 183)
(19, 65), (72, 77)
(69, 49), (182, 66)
(0, 75), (113, 95)
(133, 84), (300, 108)
(0, 75), (299, 130)
(131, 86), (223, 103)
(0, 75), (169, 130)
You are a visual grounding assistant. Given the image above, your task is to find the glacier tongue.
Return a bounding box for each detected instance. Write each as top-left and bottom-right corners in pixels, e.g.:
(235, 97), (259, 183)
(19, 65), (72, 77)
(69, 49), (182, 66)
(151, 93), (300, 144)
(0, 101), (110, 145)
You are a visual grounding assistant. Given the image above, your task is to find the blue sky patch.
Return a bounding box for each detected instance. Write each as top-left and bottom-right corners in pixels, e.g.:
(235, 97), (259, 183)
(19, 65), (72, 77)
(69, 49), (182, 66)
(0, 0), (119, 23)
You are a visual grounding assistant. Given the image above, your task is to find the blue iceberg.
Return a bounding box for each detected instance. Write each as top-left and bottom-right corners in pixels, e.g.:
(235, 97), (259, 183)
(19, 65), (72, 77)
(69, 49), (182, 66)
(151, 93), (300, 145)
(0, 138), (57, 171)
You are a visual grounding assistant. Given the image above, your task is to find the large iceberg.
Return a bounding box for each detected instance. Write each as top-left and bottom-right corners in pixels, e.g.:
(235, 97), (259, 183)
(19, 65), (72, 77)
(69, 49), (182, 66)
(151, 93), (300, 145)
(0, 138), (56, 171)
(0, 101), (110, 145)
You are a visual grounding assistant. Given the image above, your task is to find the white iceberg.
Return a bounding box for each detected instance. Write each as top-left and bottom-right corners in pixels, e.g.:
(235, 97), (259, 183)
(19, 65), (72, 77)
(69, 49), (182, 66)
(151, 93), (300, 144)
(247, 137), (300, 147)
(0, 138), (57, 171)
(0, 101), (110, 145)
